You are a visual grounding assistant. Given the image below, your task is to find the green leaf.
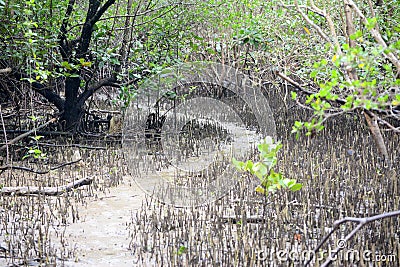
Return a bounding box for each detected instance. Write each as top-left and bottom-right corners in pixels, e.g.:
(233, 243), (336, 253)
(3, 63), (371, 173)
(282, 178), (295, 187)
(291, 91), (297, 100)
(244, 160), (254, 171)
(28, 115), (38, 121)
(253, 162), (269, 180)
(290, 183), (303, 191)
(294, 121), (303, 128)
(350, 30), (362, 40)
(61, 61), (72, 70)
(365, 17), (377, 31)
(232, 157), (244, 170)
(310, 70), (318, 78)
(177, 246), (187, 255)
(257, 142), (269, 153)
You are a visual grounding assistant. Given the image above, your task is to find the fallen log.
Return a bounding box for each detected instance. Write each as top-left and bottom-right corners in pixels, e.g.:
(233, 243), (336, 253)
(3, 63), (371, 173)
(0, 177), (93, 196)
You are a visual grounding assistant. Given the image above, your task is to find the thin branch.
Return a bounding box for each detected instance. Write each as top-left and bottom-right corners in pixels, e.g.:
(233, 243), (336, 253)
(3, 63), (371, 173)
(1, 130), (72, 137)
(115, 5), (178, 30)
(343, 0), (359, 81)
(306, 210), (400, 266)
(276, 72), (320, 96)
(276, 71), (399, 123)
(92, 0), (117, 25)
(364, 110), (389, 161)
(12, 71), (65, 111)
(305, 210), (400, 266)
(91, 109), (121, 115)
(371, 112), (400, 133)
(346, 0), (400, 74)
(0, 106), (9, 164)
(98, 2), (186, 22)
(59, 0), (76, 59)
(0, 118), (57, 152)
(77, 76), (119, 106)
(37, 142), (107, 150)
(0, 177), (93, 196)
(293, 0), (333, 47)
(115, 0), (134, 74)
(277, 1), (325, 17)
(0, 159), (82, 174)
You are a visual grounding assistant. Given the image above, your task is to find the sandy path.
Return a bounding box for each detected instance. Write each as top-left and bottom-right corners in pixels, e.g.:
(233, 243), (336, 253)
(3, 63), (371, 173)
(62, 179), (146, 266)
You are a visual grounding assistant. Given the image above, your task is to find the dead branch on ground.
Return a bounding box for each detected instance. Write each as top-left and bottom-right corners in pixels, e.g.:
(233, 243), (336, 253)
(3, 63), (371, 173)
(0, 177), (93, 196)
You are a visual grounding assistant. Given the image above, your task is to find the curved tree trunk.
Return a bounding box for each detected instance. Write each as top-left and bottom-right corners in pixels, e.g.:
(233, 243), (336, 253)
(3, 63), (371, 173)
(364, 111), (389, 162)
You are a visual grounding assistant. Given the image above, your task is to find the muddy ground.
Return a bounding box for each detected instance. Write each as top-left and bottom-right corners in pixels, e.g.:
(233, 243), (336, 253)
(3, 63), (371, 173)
(0, 85), (399, 266)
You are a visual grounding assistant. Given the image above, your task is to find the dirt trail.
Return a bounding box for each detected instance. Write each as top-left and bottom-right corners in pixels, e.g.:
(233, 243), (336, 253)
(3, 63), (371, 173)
(62, 178), (146, 266)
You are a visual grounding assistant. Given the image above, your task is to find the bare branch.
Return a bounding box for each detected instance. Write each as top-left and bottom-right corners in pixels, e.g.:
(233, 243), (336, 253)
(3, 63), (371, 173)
(0, 106), (9, 165)
(77, 76), (119, 106)
(0, 177), (93, 196)
(306, 210), (400, 266)
(115, 0), (134, 74)
(115, 5), (178, 31)
(0, 159), (82, 174)
(293, 0), (333, 47)
(92, 0), (117, 25)
(343, 1), (359, 81)
(0, 118), (57, 152)
(278, 1), (325, 17)
(59, 0), (76, 59)
(13, 71), (65, 111)
(277, 71), (320, 95)
(346, 0), (400, 73)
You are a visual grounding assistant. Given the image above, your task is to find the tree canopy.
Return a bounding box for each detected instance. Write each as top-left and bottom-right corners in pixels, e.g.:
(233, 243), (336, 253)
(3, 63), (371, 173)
(0, 0), (399, 156)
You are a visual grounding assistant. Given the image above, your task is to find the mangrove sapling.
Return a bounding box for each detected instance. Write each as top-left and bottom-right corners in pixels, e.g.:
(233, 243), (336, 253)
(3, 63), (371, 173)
(232, 136), (302, 195)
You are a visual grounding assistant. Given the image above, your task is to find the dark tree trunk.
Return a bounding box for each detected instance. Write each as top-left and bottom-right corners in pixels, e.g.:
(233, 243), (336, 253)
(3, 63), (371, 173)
(60, 99), (83, 131)
(57, 0), (117, 130)
(61, 75), (82, 130)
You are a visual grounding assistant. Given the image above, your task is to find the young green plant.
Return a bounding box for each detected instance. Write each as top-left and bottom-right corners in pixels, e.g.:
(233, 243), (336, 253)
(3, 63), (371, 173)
(232, 137), (302, 195)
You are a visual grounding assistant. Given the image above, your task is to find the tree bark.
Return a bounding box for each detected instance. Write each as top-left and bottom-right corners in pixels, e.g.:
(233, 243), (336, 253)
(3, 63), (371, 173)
(364, 111), (389, 161)
(61, 76), (82, 130)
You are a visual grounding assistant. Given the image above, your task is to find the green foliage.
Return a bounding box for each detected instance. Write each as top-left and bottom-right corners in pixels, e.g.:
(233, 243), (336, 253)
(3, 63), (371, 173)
(276, 0), (400, 138)
(22, 116), (47, 160)
(177, 245), (187, 255)
(302, 33), (400, 134)
(232, 137), (302, 195)
(2, 0), (397, 136)
(1, 0), (68, 81)
(22, 146), (47, 160)
(233, 27), (264, 48)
